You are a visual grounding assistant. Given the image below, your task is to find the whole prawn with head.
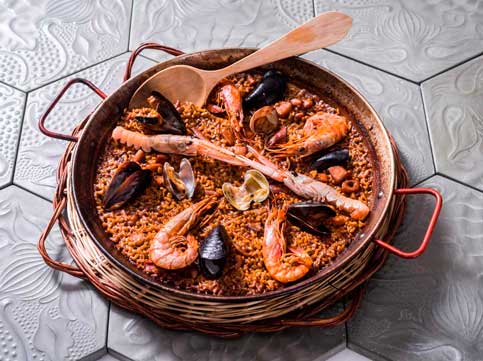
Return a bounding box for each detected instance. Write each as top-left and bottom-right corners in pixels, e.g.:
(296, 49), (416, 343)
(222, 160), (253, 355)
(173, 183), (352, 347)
(149, 197), (217, 270)
(263, 204), (313, 283)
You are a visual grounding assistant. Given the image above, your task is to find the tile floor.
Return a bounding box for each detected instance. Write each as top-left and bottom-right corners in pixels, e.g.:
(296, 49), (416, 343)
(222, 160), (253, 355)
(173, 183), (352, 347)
(0, 1), (481, 360)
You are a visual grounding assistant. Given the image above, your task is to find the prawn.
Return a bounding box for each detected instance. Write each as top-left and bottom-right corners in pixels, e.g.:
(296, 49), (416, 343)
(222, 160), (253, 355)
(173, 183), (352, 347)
(263, 205), (312, 283)
(112, 127), (369, 220)
(267, 112), (349, 157)
(149, 197), (217, 270)
(219, 82), (244, 138)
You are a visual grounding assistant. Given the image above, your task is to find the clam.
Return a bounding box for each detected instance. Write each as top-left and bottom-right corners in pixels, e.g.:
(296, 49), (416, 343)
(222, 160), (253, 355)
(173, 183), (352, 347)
(287, 202), (336, 237)
(199, 225), (229, 279)
(103, 161), (152, 211)
(163, 158), (196, 201)
(311, 149), (349, 171)
(222, 170), (269, 211)
(139, 90), (186, 135)
(249, 106), (279, 135)
(244, 70), (287, 109)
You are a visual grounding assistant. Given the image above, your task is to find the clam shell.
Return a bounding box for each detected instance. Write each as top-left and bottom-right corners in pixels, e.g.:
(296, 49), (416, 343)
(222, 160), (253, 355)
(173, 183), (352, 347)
(222, 170), (269, 210)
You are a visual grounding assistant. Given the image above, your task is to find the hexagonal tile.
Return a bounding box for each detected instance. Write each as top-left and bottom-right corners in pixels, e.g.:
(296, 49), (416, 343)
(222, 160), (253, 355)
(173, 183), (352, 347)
(14, 53), (156, 200)
(314, 0), (483, 82)
(348, 176), (483, 361)
(304, 50), (434, 185)
(0, 185), (108, 360)
(0, 84), (25, 189)
(0, 0), (132, 91)
(108, 303), (345, 361)
(129, 0), (314, 60)
(422, 55), (483, 191)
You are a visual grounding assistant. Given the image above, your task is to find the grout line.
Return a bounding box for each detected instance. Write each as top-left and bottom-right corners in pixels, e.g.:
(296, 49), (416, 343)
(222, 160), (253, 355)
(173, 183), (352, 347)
(311, 0), (316, 17)
(12, 182), (53, 203)
(0, 79), (25, 93)
(412, 173), (436, 188)
(419, 50), (483, 84)
(322, 48), (420, 85)
(344, 320), (349, 347)
(418, 86), (437, 175)
(25, 52), (127, 94)
(437, 172), (483, 195)
(127, 0), (135, 51)
(105, 301), (112, 351)
(348, 341), (394, 361)
(10, 93), (28, 187)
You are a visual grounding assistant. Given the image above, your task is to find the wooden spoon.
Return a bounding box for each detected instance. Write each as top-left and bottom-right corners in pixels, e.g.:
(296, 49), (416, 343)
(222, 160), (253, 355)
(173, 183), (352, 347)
(129, 11), (352, 109)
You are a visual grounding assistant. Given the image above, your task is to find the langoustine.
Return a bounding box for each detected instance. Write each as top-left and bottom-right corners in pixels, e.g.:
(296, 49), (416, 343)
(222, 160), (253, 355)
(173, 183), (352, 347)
(112, 126), (369, 220)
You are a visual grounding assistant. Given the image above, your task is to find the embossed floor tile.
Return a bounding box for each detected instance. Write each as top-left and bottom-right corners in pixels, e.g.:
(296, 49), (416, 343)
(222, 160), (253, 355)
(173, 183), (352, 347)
(14, 53), (156, 200)
(0, 84), (25, 188)
(0, 0), (132, 91)
(304, 50), (434, 185)
(108, 304), (345, 361)
(422, 55), (483, 191)
(130, 0), (314, 60)
(314, 0), (483, 82)
(0, 185), (108, 360)
(347, 176), (483, 361)
(327, 348), (372, 361)
(96, 353), (124, 361)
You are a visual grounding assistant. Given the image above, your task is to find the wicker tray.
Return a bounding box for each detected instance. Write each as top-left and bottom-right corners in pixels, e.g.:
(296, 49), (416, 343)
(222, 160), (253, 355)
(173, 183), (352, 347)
(36, 43), (443, 338)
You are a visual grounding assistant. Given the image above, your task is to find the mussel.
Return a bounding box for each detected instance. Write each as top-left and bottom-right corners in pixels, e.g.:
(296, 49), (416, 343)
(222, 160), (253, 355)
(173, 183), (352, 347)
(249, 106), (279, 135)
(103, 161), (152, 210)
(287, 202), (336, 237)
(163, 158), (196, 201)
(134, 91), (186, 135)
(199, 225), (229, 279)
(311, 149), (350, 171)
(222, 170), (269, 211)
(244, 70), (287, 109)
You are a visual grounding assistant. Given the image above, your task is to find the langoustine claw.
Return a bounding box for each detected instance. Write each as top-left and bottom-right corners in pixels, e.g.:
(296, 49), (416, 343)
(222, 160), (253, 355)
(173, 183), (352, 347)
(267, 112), (349, 157)
(263, 205), (312, 283)
(149, 197), (217, 270)
(112, 126), (369, 220)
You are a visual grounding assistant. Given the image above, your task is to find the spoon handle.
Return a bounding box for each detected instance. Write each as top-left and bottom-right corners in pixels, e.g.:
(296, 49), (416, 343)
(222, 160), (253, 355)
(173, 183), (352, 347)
(212, 11), (352, 80)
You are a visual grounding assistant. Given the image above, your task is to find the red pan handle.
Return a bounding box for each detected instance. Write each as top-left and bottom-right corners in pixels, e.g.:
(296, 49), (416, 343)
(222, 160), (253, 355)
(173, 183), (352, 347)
(124, 42), (184, 81)
(38, 78), (107, 142)
(375, 188), (443, 259)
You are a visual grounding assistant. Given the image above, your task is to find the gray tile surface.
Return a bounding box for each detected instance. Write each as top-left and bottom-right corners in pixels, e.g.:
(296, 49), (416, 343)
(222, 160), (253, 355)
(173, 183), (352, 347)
(0, 0), (132, 91)
(14, 53), (156, 200)
(422, 54), (483, 191)
(108, 304), (345, 361)
(348, 175), (483, 361)
(314, 0), (483, 82)
(0, 84), (25, 189)
(304, 50), (434, 185)
(0, 185), (108, 360)
(0, 1), (482, 361)
(130, 0), (314, 60)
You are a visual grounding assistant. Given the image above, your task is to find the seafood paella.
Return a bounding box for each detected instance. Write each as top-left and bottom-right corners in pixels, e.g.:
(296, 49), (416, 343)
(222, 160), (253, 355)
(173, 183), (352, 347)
(94, 69), (374, 296)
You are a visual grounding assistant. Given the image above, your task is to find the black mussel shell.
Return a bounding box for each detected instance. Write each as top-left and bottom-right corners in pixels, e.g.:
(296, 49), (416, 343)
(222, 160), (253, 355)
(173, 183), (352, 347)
(199, 225), (229, 279)
(287, 202), (336, 237)
(311, 149), (349, 171)
(243, 70), (287, 109)
(135, 116), (159, 125)
(103, 162), (152, 210)
(150, 91), (186, 135)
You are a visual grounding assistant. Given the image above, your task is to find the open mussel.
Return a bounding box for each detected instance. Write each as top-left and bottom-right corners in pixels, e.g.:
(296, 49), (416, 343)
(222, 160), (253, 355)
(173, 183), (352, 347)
(287, 202), (336, 237)
(134, 91), (186, 135)
(163, 158), (196, 201)
(311, 149), (349, 171)
(199, 225), (229, 279)
(103, 161), (152, 211)
(222, 170), (269, 211)
(244, 70), (287, 109)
